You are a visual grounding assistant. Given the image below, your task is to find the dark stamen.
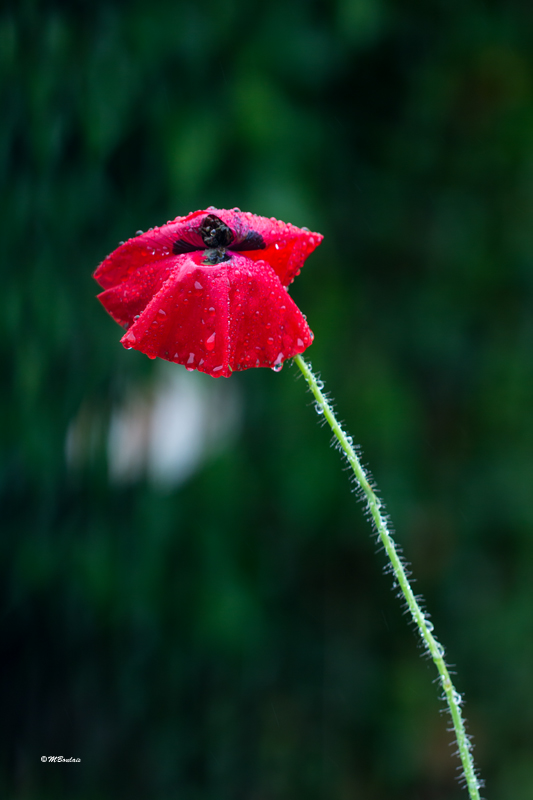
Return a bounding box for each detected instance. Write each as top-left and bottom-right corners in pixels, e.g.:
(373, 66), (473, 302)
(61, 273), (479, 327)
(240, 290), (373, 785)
(203, 248), (231, 265)
(200, 215), (234, 248)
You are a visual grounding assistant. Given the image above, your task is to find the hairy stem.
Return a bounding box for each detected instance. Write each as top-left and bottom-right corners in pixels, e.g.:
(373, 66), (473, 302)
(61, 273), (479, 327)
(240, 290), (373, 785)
(293, 354), (482, 800)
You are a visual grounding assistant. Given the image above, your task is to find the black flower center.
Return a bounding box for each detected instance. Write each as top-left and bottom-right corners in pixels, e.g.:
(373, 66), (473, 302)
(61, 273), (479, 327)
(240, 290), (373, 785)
(171, 213), (266, 263)
(199, 215), (234, 248)
(203, 248), (231, 265)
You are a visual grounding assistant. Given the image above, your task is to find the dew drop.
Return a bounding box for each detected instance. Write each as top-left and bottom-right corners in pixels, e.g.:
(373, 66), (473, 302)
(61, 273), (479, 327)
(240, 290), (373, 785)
(207, 306), (215, 316)
(187, 353), (195, 364)
(134, 315), (140, 320)
(267, 337), (274, 343)
(194, 281), (203, 290)
(119, 240), (125, 246)
(174, 353), (179, 358)
(297, 338), (304, 347)
(123, 332), (136, 345)
(135, 230), (143, 236)
(271, 352), (284, 372)
(274, 243), (279, 250)
(199, 358), (204, 366)
(158, 309), (166, 316)
(206, 333), (216, 351)
(213, 365), (223, 372)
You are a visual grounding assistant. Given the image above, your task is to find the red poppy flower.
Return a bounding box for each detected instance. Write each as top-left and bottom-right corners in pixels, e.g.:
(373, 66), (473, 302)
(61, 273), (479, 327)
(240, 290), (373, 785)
(94, 208), (322, 377)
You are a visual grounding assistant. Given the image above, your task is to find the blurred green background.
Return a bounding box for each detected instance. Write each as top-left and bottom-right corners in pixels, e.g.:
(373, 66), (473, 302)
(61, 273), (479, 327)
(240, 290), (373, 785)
(3, 0), (533, 797)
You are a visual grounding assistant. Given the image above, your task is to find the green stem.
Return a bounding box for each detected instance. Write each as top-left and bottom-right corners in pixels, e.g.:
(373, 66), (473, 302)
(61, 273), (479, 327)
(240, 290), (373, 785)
(293, 353), (482, 800)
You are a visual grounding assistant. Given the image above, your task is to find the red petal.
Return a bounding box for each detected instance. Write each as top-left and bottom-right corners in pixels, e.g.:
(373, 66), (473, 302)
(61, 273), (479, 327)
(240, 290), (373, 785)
(97, 257), (178, 327)
(93, 213), (202, 290)
(227, 256), (313, 372)
(94, 208), (322, 291)
(120, 251), (231, 376)
(209, 208), (323, 287)
(118, 253), (312, 377)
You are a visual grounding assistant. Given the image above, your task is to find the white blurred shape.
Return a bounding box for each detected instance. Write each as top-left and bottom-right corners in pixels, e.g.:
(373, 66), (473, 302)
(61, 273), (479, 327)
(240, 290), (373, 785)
(67, 362), (241, 489)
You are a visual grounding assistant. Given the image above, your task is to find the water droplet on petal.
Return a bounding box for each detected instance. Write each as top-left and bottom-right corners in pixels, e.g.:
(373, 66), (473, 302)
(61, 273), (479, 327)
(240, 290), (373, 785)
(207, 307), (215, 316)
(187, 353), (195, 364)
(158, 308), (166, 316)
(205, 333), (216, 351)
(199, 359), (204, 366)
(213, 365), (223, 372)
(123, 332), (136, 345)
(194, 281), (203, 290)
(297, 338), (304, 347)
(136, 230), (143, 236)
(271, 352), (284, 372)
(274, 243), (279, 250)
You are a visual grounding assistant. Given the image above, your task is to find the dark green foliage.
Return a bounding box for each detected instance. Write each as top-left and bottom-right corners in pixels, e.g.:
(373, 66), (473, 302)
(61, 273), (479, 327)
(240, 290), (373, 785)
(3, 0), (533, 797)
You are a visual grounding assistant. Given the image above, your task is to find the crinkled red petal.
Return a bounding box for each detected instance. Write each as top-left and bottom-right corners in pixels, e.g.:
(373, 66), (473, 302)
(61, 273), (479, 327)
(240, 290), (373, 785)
(113, 252), (312, 378)
(211, 208), (323, 287)
(97, 257), (176, 328)
(94, 208), (322, 290)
